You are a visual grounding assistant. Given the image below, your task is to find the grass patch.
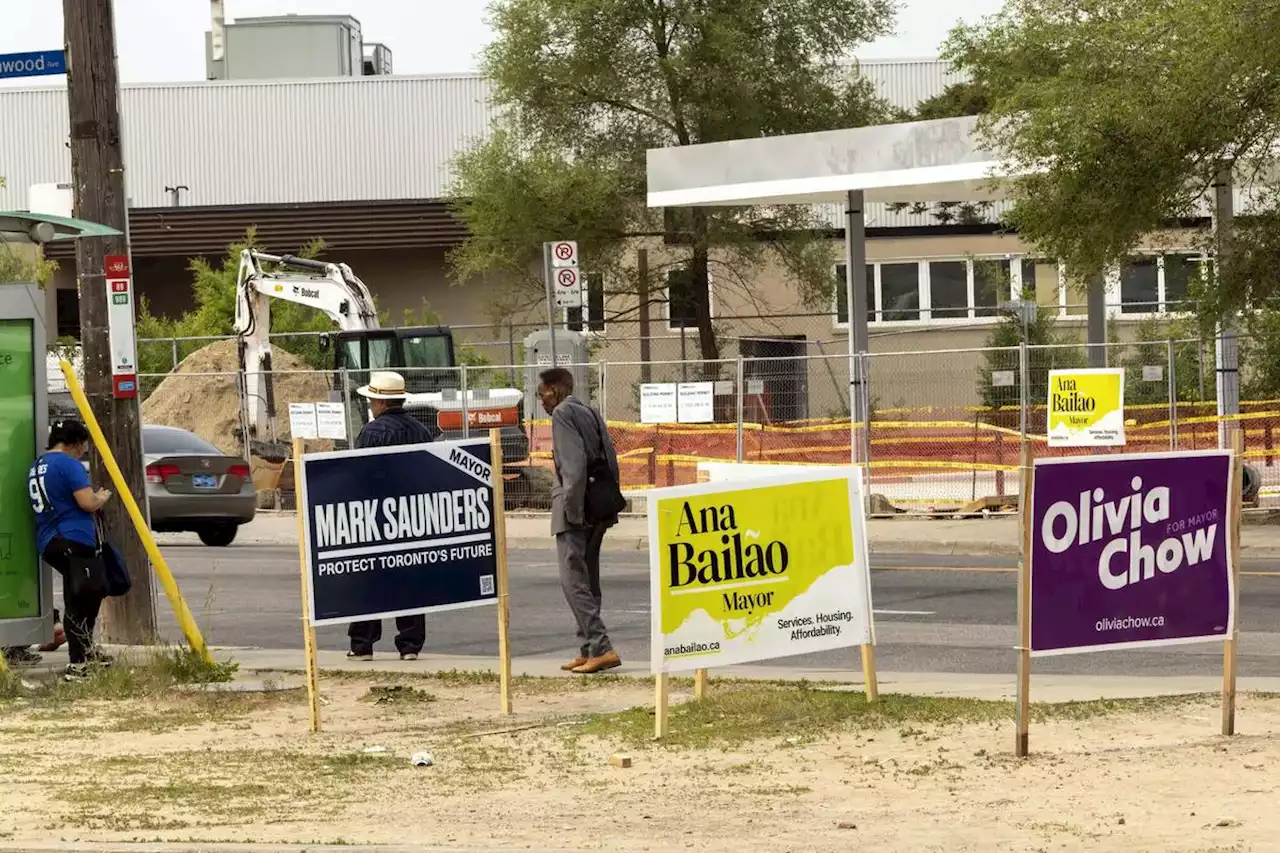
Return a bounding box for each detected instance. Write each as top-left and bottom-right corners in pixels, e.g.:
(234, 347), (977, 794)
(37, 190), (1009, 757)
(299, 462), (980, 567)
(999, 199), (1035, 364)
(1, 646), (243, 707)
(316, 667), (636, 695)
(0, 649), (297, 735)
(158, 647), (239, 684)
(0, 667), (20, 700)
(573, 684), (1215, 749)
(362, 684), (437, 705)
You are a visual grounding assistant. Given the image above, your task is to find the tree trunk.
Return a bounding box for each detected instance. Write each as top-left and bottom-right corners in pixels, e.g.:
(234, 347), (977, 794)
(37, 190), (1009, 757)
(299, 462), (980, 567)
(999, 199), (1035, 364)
(689, 209), (720, 378)
(65, 0), (157, 643)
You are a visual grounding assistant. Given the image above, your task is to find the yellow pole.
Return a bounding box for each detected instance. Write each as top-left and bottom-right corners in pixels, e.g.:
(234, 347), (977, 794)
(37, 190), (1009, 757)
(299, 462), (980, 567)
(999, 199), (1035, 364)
(58, 360), (211, 662)
(293, 438), (323, 733)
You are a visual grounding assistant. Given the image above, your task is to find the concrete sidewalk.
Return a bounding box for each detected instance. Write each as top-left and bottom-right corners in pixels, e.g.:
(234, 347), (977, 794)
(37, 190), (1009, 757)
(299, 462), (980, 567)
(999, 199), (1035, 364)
(159, 511), (1280, 559)
(220, 646), (1280, 704)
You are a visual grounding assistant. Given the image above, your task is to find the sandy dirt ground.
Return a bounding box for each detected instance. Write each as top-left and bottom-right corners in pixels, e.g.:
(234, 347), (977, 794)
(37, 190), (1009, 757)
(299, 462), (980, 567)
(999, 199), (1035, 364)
(0, 673), (1276, 853)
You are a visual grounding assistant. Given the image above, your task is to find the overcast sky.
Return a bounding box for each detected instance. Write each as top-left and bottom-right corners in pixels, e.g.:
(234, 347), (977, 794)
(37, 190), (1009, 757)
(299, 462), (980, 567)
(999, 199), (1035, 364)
(0, 0), (1004, 86)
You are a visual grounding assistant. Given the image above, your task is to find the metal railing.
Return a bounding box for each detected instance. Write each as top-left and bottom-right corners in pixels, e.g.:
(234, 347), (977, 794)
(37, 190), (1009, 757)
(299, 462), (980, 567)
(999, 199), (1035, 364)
(130, 333), (1280, 513)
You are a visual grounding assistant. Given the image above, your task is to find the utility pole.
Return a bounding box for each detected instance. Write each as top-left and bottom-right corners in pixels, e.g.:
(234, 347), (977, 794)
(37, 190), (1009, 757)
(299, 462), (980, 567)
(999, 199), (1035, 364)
(1213, 164), (1240, 449)
(64, 0), (156, 642)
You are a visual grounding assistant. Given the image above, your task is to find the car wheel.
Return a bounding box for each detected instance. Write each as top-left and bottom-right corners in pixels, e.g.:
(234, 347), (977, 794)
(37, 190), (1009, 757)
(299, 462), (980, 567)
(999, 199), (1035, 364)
(197, 524), (238, 547)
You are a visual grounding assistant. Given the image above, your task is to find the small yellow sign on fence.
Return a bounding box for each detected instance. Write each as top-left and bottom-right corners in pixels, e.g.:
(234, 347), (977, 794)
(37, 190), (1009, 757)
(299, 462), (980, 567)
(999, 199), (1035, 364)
(1047, 368), (1125, 447)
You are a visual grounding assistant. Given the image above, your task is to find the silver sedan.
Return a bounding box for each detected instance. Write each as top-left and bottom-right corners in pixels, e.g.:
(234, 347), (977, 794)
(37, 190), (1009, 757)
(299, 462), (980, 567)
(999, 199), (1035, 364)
(143, 425), (255, 546)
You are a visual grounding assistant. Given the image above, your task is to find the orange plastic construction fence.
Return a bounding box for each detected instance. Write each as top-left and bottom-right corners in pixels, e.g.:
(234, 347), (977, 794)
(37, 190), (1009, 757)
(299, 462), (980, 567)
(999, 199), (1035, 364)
(523, 400), (1280, 503)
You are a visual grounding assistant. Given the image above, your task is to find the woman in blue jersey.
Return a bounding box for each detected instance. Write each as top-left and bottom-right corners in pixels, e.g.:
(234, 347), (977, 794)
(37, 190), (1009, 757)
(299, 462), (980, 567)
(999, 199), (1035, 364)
(27, 420), (114, 678)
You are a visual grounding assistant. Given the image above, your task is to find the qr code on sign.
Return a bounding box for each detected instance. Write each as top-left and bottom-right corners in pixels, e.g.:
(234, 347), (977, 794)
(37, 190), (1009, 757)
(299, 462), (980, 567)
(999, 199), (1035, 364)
(480, 575), (495, 596)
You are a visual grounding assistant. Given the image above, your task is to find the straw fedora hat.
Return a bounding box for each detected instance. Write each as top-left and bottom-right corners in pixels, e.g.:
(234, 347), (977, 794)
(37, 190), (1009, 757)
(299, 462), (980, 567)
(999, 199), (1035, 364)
(356, 371), (408, 400)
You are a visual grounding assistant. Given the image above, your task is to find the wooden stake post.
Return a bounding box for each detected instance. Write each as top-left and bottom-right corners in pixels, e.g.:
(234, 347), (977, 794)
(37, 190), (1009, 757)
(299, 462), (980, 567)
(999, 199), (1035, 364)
(1015, 444), (1034, 758)
(490, 429), (514, 716)
(693, 668), (708, 700)
(293, 438), (323, 733)
(654, 674), (669, 739)
(861, 643), (879, 701)
(1223, 430), (1243, 736)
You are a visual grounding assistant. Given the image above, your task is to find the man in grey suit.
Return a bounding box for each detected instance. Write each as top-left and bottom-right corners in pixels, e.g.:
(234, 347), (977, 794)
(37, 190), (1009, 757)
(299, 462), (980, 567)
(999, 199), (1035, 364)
(538, 367), (622, 674)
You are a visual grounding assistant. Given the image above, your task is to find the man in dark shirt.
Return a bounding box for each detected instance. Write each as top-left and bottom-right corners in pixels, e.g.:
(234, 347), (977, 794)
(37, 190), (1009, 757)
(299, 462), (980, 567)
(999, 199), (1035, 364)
(346, 371), (438, 661)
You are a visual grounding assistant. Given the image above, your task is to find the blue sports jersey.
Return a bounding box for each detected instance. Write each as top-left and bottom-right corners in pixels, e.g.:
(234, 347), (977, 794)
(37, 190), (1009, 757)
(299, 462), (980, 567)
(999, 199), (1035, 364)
(28, 452), (97, 553)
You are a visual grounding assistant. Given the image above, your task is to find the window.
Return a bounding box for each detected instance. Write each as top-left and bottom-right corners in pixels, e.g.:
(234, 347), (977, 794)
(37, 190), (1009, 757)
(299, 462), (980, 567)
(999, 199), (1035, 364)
(973, 261), (1006, 318)
(1020, 259), (1061, 311)
(1114, 253), (1206, 314)
(833, 264), (876, 326)
(368, 338), (395, 369)
(1121, 257), (1159, 314)
(880, 263), (920, 322)
(666, 266), (706, 330)
(142, 426), (222, 456)
(928, 261), (968, 319)
(55, 288), (80, 339)
(566, 273), (606, 332)
(1162, 254), (1200, 311)
(401, 334), (452, 368)
(838, 258), (1024, 324)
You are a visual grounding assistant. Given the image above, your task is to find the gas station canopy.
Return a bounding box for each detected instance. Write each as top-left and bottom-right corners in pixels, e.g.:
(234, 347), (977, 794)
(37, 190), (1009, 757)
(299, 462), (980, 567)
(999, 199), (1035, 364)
(645, 115), (1023, 208)
(0, 210), (122, 244)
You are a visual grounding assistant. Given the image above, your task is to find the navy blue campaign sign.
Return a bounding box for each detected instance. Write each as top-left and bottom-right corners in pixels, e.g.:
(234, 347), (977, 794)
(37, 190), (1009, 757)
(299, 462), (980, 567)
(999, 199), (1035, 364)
(299, 437), (498, 626)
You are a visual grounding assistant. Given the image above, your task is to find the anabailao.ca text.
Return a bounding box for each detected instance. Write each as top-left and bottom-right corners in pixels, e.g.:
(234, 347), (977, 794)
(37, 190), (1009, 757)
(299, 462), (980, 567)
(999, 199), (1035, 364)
(1040, 476), (1218, 590)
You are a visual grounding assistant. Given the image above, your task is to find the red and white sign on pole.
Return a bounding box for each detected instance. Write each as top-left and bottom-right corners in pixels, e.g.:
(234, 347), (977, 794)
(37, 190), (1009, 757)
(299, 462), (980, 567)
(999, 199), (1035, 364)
(546, 240), (582, 309)
(104, 254), (138, 400)
(550, 240), (578, 268)
(553, 266), (583, 309)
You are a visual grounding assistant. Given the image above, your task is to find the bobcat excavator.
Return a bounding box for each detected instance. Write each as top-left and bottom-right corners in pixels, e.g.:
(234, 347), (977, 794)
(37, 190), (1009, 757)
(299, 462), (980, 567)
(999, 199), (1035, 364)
(231, 249), (533, 498)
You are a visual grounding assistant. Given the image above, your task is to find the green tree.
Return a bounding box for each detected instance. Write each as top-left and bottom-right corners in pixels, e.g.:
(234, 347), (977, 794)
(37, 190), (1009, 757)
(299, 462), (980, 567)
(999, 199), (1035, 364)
(913, 79), (991, 120)
(1121, 316), (1210, 405)
(448, 0), (898, 368)
(945, 0), (1280, 322)
(1240, 309), (1280, 399)
(978, 288), (1085, 409)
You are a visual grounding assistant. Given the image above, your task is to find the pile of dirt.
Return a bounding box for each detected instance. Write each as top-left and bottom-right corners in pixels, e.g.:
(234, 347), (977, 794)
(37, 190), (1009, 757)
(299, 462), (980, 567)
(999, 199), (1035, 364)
(140, 339), (333, 459)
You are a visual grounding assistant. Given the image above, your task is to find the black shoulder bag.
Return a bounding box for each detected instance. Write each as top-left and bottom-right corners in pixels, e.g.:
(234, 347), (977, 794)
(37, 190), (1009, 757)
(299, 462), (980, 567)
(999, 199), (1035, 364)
(582, 405), (627, 525)
(34, 455), (111, 600)
(97, 516), (133, 598)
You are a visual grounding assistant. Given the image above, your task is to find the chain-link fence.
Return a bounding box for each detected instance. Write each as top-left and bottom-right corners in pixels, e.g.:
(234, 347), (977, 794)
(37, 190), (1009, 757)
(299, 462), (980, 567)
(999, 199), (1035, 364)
(132, 335), (1280, 515)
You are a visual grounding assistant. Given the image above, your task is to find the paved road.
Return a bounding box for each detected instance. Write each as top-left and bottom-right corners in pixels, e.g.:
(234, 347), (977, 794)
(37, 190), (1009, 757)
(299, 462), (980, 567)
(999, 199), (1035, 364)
(152, 543), (1280, 676)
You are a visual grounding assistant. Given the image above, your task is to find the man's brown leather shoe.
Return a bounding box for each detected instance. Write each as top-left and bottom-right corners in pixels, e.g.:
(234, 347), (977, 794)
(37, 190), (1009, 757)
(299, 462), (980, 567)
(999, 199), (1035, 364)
(572, 650), (621, 674)
(561, 656), (588, 671)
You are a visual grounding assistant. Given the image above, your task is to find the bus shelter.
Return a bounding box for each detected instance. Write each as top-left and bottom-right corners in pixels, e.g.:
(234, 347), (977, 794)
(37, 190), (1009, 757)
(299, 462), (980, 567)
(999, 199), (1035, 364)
(0, 211), (121, 651)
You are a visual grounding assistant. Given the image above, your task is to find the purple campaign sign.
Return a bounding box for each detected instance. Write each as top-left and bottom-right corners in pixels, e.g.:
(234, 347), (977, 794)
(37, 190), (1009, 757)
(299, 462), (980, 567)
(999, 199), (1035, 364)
(1030, 450), (1234, 656)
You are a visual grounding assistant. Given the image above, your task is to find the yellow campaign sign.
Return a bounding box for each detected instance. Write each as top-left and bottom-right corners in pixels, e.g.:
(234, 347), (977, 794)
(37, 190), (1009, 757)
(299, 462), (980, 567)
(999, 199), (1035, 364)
(1047, 368), (1125, 447)
(647, 470), (874, 673)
